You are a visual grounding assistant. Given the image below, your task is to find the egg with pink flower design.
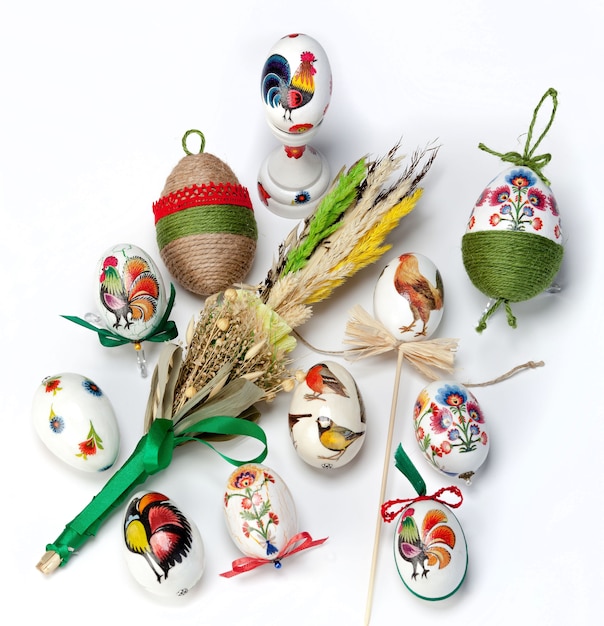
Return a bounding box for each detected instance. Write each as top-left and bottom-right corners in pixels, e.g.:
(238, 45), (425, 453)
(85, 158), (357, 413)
(412, 381), (489, 484)
(462, 166), (564, 328)
(223, 463), (298, 562)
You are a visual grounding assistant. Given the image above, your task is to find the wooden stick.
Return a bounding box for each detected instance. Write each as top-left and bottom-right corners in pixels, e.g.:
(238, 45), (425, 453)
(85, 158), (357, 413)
(364, 346), (405, 625)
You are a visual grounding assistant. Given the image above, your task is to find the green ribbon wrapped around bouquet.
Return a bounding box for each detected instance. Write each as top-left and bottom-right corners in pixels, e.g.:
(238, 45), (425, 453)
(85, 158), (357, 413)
(37, 342), (271, 574)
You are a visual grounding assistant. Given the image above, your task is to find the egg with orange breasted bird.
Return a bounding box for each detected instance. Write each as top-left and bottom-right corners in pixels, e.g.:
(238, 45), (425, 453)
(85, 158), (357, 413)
(373, 252), (444, 342)
(123, 491), (205, 597)
(288, 361), (366, 470)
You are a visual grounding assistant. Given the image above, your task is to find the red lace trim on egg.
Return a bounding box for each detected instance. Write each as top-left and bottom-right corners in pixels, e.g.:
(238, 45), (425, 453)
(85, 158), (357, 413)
(153, 182), (253, 223)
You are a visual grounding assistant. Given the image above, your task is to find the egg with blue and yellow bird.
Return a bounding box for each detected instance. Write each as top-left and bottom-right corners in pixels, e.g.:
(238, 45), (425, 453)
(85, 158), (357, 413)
(288, 361), (366, 470)
(122, 491), (205, 597)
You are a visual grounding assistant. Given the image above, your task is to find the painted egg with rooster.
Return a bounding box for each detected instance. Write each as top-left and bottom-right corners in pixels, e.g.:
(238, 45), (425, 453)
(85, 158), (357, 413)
(288, 361), (366, 470)
(373, 253), (444, 342)
(413, 380), (489, 484)
(392, 498), (468, 600)
(223, 463), (297, 562)
(123, 491), (205, 597)
(95, 243), (168, 342)
(261, 33), (332, 138)
(31, 372), (120, 472)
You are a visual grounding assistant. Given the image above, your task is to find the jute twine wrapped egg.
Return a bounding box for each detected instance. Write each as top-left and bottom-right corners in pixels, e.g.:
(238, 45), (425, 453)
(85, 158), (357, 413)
(153, 130), (258, 296)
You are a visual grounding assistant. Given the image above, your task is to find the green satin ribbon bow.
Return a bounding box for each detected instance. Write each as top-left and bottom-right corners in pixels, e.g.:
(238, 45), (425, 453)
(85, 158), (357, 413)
(61, 283), (178, 347)
(42, 414), (268, 569)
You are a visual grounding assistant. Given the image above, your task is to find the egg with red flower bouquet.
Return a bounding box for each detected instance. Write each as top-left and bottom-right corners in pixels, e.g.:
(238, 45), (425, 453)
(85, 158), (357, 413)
(412, 380), (489, 484)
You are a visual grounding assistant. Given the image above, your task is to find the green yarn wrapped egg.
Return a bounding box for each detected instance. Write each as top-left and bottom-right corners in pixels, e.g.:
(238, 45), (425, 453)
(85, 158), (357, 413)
(461, 88), (564, 331)
(153, 131), (258, 297)
(462, 166), (563, 326)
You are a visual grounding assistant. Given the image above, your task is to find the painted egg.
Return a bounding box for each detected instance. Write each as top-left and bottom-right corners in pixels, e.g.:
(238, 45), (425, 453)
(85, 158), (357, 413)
(413, 380), (489, 483)
(123, 491), (205, 597)
(393, 498), (468, 600)
(224, 464), (297, 562)
(288, 361), (365, 470)
(373, 253), (444, 342)
(462, 166), (563, 305)
(260, 33), (332, 139)
(95, 243), (168, 342)
(31, 372), (119, 472)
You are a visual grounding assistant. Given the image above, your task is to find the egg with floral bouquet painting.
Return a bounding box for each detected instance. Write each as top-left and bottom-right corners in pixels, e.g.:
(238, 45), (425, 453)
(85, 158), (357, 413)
(220, 463), (328, 577)
(413, 380), (489, 484)
(223, 464), (298, 562)
(461, 88), (564, 331)
(31, 372), (120, 472)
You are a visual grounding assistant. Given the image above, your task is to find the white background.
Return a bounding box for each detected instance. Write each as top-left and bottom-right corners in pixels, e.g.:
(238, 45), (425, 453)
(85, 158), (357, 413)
(1, 1), (602, 624)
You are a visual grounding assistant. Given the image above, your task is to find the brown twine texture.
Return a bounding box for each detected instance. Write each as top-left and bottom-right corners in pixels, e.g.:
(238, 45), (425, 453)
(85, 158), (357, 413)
(160, 233), (256, 296)
(161, 152), (239, 195)
(157, 151), (256, 296)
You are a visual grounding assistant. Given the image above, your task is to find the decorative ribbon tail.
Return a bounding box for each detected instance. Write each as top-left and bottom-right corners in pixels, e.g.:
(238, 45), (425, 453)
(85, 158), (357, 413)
(219, 532), (328, 578)
(61, 315), (131, 347)
(394, 444), (426, 497)
(145, 283), (179, 343)
(37, 418), (175, 574)
(61, 283), (178, 348)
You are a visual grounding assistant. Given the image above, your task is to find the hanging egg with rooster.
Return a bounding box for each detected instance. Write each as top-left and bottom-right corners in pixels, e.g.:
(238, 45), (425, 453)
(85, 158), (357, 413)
(62, 242), (177, 377)
(382, 444), (468, 601)
(94, 243), (169, 342)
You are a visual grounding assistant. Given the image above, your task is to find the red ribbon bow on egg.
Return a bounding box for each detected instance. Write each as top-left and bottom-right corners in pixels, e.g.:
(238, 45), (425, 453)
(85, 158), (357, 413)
(220, 531), (328, 578)
(381, 485), (464, 523)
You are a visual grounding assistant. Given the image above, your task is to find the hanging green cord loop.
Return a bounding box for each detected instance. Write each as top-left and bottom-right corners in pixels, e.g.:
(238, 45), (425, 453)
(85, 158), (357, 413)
(182, 129), (206, 155)
(478, 88), (558, 186)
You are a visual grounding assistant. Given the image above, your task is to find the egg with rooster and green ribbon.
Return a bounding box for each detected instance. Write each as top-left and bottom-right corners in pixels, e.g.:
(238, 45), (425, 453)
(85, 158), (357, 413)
(123, 491), (205, 597)
(95, 243), (169, 342)
(392, 497), (468, 601)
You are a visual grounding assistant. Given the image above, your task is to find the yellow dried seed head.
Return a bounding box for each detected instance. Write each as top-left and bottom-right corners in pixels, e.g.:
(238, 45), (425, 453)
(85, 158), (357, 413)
(185, 386), (197, 398)
(216, 317), (230, 332)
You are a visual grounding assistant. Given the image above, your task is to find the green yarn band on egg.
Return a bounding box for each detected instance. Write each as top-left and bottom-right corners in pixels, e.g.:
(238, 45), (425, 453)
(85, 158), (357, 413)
(462, 230), (563, 303)
(156, 204), (258, 250)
